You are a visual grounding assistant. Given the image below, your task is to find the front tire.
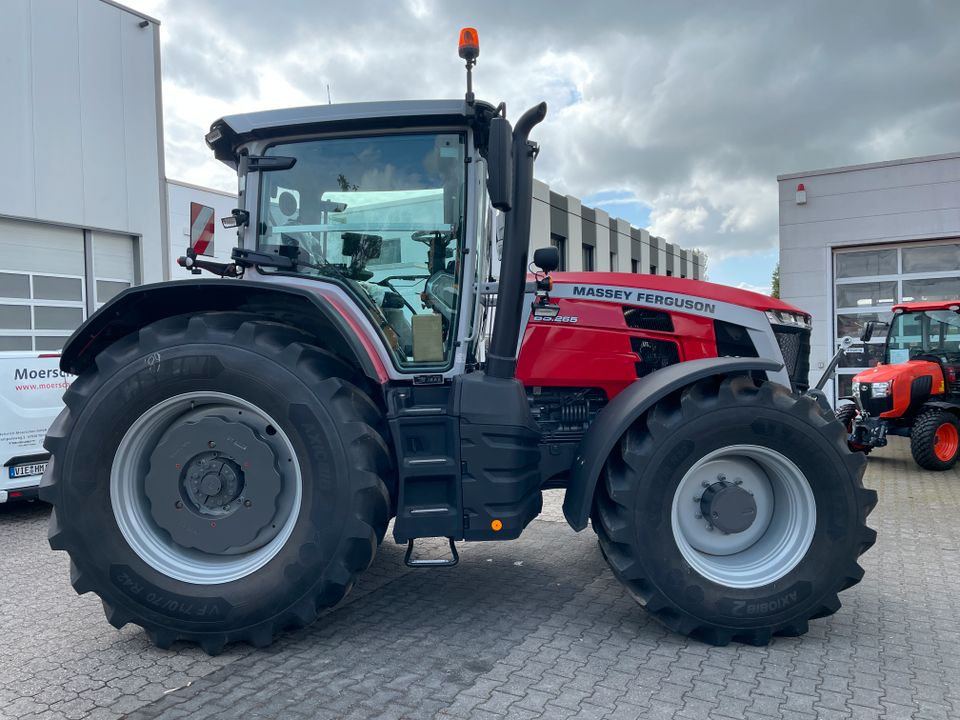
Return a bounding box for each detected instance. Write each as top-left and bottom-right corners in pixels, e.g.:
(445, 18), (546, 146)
(594, 375), (876, 645)
(836, 403), (872, 455)
(41, 313), (392, 653)
(911, 408), (960, 471)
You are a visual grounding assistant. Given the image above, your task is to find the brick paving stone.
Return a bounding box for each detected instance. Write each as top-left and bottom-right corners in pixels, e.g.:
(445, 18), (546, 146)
(1, 439), (958, 720)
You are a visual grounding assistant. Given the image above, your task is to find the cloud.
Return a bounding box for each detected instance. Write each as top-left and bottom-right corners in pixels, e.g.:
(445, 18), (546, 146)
(127, 0), (960, 279)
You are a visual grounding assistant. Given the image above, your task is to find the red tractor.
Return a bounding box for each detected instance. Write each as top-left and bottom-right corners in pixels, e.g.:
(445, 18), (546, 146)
(41, 31), (875, 653)
(837, 300), (960, 470)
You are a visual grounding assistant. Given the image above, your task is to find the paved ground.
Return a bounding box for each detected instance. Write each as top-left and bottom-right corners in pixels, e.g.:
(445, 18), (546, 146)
(2, 436), (959, 720)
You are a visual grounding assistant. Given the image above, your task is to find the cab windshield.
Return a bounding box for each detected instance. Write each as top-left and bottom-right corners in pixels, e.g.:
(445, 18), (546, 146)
(257, 133), (467, 368)
(886, 310), (960, 364)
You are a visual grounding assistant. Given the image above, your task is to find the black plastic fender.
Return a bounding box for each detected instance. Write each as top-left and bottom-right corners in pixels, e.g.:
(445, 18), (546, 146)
(60, 279), (382, 383)
(562, 356), (784, 531)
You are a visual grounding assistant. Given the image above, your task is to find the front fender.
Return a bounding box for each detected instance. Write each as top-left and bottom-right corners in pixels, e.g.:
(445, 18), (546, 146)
(60, 279), (385, 382)
(561, 356), (784, 531)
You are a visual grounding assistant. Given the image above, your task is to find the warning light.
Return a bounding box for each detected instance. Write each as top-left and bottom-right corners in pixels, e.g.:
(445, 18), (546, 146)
(491, 519), (503, 531)
(458, 28), (479, 62)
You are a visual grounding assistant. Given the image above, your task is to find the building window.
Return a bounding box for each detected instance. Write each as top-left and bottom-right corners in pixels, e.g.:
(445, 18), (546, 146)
(582, 245), (594, 272)
(650, 265), (657, 275)
(610, 252), (617, 271)
(666, 270), (673, 277)
(550, 234), (567, 271)
(0, 272), (86, 352)
(630, 259), (639, 274)
(832, 239), (960, 399)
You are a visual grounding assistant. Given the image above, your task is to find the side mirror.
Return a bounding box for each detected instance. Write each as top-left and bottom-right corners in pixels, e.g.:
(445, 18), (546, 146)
(486, 116), (513, 211)
(860, 321), (875, 343)
(533, 246), (560, 273)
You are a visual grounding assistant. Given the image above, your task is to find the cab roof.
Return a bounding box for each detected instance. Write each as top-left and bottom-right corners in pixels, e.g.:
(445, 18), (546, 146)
(893, 300), (960, 313)
(206, 99), (496, 167)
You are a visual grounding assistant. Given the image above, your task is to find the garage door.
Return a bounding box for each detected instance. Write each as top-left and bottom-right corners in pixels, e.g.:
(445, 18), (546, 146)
(0, 218), (86, 351)
(0, 220), (138, 351)
(833, 239), (960, 397)
(91, 230), (136, 308)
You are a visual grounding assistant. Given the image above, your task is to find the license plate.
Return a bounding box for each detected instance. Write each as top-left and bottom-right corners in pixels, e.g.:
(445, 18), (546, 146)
(8, 462), (47, 479)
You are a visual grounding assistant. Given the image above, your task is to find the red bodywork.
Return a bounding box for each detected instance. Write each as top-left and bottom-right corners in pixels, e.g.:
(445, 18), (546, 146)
(854, 361), (945, 418)
(516, 272), (804, 401)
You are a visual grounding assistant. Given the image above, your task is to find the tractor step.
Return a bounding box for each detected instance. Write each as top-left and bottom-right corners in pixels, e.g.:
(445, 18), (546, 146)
(404, 538), (459, 568)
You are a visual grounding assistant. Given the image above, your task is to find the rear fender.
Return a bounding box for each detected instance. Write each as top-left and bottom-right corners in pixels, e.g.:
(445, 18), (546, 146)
(60, 279), (387, 383)
(561, 357), (784, 531)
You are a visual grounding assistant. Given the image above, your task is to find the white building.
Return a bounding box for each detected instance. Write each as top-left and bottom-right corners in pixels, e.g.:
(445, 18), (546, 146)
(166, 179), (238, 278)
(778, 151), (960, 400)
(530, 181), (703, 279)
(0, 0), (165, 352)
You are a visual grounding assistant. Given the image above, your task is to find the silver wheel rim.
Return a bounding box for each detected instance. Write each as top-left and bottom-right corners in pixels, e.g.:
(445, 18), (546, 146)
(111, 392), (302, 585)
(670, 444), (816, 589)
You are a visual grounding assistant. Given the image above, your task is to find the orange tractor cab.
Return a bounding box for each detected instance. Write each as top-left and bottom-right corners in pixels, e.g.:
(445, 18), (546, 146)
(838, 300), (960, 470)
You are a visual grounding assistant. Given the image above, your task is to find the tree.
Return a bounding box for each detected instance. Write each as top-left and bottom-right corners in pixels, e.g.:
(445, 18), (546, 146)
(771, 262), (780, 299)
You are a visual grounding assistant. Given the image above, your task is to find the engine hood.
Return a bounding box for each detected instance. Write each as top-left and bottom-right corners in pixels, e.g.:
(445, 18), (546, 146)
(549, 272), (805, 315)
(852, 360), (940, 384)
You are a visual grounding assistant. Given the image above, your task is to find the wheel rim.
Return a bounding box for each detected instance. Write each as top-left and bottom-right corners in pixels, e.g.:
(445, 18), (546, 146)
(934, 422), (959, 462)
(111, 392), (302, 585)
(670, 444), (816, 589)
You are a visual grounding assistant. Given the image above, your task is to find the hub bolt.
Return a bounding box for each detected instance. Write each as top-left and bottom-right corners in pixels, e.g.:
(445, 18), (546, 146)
(693, 495), (701, 502)
(706, 524), (714, 532)
(734, 478), (743, 485)
(175, 500), (183, 509)
(208, 440), (217, 448)
(717, 473), (726, 482)
(244, 499), (252, 507)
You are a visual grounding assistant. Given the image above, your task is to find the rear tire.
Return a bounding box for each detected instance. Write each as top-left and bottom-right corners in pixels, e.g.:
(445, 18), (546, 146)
(836, 403), (871, 455)
(41, 313), (392, 653)
(911, 408), (960, 471)
(594, 375), (876, 645)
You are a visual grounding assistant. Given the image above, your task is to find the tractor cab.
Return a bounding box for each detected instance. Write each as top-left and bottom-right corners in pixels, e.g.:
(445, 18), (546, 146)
(200, 100), (504, 377)
(883, 303), (960, 388)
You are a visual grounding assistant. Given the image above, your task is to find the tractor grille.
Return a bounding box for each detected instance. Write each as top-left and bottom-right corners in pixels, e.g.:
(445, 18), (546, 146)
(773, 326), (811, 393)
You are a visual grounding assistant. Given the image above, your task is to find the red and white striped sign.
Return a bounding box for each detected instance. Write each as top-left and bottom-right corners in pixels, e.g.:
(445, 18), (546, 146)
(190, 202), (215, 256)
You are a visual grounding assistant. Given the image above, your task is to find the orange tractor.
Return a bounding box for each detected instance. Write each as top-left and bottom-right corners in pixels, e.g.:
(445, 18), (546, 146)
(837, 300), (960, 470)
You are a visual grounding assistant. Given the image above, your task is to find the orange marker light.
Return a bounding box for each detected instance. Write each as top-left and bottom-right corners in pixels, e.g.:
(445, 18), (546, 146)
(459, 28), (479, 61)
(491, 519), (503, 531)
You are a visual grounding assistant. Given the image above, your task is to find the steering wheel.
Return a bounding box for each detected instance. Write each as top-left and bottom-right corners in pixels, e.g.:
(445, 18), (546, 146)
(422, 270), (457, 324)
(411, 229), (452, 244)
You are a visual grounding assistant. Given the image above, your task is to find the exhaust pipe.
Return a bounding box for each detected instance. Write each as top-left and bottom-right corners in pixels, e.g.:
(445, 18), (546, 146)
(486, 102), (547, 380)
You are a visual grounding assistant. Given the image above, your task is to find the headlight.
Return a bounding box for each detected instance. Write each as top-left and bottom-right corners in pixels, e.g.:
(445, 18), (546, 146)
(870, 381), (892, 397)
(765, 310), (812, 329)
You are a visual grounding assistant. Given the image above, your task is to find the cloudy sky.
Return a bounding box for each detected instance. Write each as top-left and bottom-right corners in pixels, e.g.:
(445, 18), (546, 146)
(127, 0), (959, 291)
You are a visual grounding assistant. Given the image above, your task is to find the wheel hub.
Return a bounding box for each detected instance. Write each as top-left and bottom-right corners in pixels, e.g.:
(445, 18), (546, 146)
(699, 480), (757, 534)
(671, 446), (816, 588)
(144, 415), (283, 554)
(183, 454), (245, 513)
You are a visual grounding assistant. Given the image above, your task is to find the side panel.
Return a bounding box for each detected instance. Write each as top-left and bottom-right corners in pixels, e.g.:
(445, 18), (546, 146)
(562, 357), (784, 531)
(516, 281), (792, 398)
(517, 296), (719, 399)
